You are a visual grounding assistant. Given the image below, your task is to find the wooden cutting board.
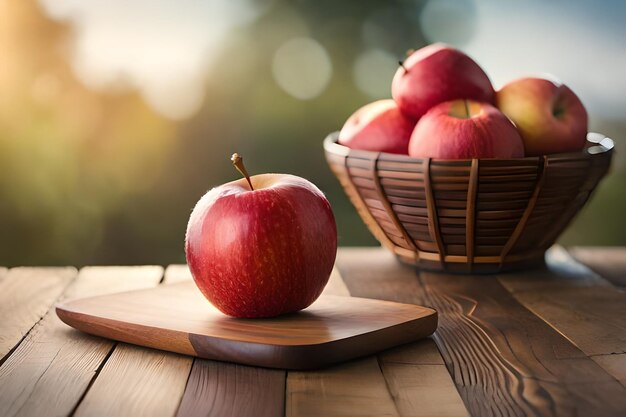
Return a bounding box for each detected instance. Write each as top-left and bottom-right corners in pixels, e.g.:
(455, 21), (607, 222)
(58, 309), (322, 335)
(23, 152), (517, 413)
(56, 281), (437, 370)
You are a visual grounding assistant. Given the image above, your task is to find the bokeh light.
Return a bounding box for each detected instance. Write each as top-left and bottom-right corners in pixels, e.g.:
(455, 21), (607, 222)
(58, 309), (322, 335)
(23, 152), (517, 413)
(1, 0), (625, 266)
(272, 37), (333, 100)
(353, 49), (398, 99)
(420, 0), (477, 46)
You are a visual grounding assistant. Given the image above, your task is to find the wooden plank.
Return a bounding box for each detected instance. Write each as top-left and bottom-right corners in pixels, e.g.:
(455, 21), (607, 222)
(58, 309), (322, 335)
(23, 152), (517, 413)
(338, 247), (626, 417)
(497, 247), (626, 387)
(73, 266), (194, 417)
(174, 270), (287, 417)
(422, 272), (626, 416)
(75, 344), (191, 417)
(0, 267), (76, 361)
(57, 284), (435, 369)
(324, 267), (351, 297)
(592, 354), (626, 386)
(380, 339), (469, 417)
(569, 246), (626, 287)
(499, 247), (626, 356)
(0, 266), (162, 417)
(335, 248), (428, 305)
(287, 358), (399, 417)
(335, 248), (469, 417)
(286, 266), (402, 417)
(163, 264), (193, 284)
(178, 361), (285, 417)
(174, 268), (349, 417)
(173, 264), (287, 417)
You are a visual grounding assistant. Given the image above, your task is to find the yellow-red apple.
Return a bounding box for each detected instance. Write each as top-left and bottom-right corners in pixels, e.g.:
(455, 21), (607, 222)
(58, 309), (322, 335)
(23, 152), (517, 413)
(496, 77), (588, 155)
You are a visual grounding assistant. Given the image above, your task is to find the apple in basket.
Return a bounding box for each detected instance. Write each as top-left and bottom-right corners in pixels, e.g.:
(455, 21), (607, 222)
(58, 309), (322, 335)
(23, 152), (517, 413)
(409, 99), (525, 159)
(497, 77), (588, 155)
(185, 154), (337, 318)
(338, 99), (416, 154)
(392, 43), (496, 120)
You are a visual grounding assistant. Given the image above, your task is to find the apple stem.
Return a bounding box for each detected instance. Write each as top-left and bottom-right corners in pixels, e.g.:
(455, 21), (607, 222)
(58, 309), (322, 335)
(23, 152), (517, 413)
(463, 99), (471, 118)
(231, 153), (254, 191)
(398, 60), (408, 73)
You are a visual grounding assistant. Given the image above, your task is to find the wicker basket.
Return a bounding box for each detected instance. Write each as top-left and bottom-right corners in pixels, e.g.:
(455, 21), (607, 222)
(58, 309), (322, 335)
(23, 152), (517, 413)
(324, 132), (614, 273)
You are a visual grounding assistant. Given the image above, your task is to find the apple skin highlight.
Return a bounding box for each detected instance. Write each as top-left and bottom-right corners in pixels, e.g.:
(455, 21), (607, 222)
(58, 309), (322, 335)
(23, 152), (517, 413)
(409, 100), (525, 159)
(185, 174), (337, 318)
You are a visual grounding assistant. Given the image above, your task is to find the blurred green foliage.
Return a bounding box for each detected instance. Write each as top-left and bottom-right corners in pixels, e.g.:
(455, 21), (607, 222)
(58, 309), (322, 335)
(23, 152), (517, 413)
(0, 0), (624, 266)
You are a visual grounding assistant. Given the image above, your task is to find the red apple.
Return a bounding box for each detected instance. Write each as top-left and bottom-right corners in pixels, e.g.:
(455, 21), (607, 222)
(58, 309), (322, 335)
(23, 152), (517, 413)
(392, 43), (496, 120)
(185, 154), (337, 318)
(409, 100), (525, 159)
(496, 77), (588, 155)
(338, 99), (416, 154)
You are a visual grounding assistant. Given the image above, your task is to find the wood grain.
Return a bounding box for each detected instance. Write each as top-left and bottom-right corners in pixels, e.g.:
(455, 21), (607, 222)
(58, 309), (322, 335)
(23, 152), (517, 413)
(499, 247), (626, 356)
(0, 266), (162, 417)
(178, 361), (286, 417)
(420, 271), (626, 416)
(173, 265), (298, 417)
(0, 267), (76, 361)
(57, 282), (436, 369)
(74, 344), (191, 417)
(497, 247), (626, 387)
(287, 358), (400, 417)
(569, 246), (626, 287)
(380, 339), (470, 417)
(164, 265), (265, 417)
(174, 266), (356, 417)
(337, 247), (626, 417)
(592, 354), (626, 387)
(286, 263), (404, 417)
(335, 248), (469, 417)
(72, 266), (194, 417)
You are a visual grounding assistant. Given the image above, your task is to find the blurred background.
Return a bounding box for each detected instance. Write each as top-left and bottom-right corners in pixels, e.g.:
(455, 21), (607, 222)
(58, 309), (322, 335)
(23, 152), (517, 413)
(1, 0), (625, 266)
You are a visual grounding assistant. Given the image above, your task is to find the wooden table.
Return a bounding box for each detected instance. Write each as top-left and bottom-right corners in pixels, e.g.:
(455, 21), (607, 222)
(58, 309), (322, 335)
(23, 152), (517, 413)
(1, 246), (625, 417)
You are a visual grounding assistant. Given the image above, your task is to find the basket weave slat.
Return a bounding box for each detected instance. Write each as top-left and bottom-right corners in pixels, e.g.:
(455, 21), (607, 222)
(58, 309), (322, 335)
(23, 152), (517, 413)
(324, 132), (614, 273)
(423, 158), (446, 267)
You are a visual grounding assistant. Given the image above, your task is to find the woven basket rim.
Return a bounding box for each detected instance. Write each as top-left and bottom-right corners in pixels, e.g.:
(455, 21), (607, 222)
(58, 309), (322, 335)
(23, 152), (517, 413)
(324, 131), (614, 161)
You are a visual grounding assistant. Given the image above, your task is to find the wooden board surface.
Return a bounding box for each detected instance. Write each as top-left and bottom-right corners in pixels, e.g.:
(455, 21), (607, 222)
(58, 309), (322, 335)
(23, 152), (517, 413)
(286, 268), (403, 417)
(337, 247), (626, 417)
(56, 281), (437, 370)
(2, 246), (626, 417)
(0, 267), (76, 362)
(335, 249), (470, 417)
(569, 246), (626, 287)
(162, 265), (287, 417)
(173, 268), (350, 417)
(0, 266), (163, 417)
(498, 247), (626, 388)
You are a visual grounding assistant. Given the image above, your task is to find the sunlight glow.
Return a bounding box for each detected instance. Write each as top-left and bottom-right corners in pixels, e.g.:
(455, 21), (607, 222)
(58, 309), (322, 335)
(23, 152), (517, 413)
(38, 0), (270, 120)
